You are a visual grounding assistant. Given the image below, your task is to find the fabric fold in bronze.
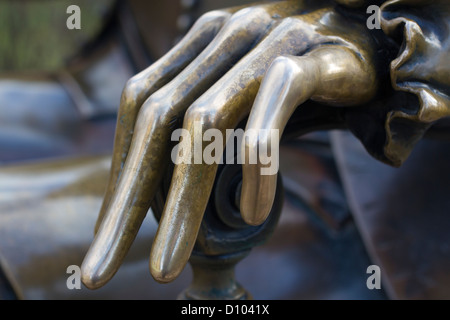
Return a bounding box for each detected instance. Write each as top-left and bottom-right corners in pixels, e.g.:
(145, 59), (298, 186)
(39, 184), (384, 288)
(379, 0), (450, 166)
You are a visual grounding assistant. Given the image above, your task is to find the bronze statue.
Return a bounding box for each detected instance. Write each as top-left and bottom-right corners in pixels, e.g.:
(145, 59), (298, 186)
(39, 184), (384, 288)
(80, 0), (450, 295)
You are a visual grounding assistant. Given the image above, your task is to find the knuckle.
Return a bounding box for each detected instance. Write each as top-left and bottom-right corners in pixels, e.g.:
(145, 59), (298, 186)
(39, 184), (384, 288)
(139, 94), (170, 124)
(185, 102), (206, 121)
(272, 55), (294, 68)
(279, 16), (297, 25)
(121, 76), (143, 102)
(185, 102), (218, 129)
(270, 55), (302, 77)
(197, 10), (231, 25)
(274, 16), (303, 31)
(228, 6), (270, 27)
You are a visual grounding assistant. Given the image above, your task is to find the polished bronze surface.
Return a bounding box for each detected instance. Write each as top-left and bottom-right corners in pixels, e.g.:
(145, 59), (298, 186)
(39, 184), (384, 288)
(81, 0), (450, 294)
(82, 0), (382, 288)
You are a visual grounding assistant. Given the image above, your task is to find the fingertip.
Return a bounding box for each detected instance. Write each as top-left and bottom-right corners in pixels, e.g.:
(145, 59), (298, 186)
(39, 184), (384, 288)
(240, 171), (277, 226)
(149, 262), (178, 284)
(149, 246), (185, 284)
(240, 198), (271, 226)
(80, 255), (111, 290)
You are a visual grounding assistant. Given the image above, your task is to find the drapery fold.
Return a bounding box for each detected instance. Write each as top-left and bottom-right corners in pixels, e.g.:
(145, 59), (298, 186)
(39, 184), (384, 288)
(334, 0), (450, 166)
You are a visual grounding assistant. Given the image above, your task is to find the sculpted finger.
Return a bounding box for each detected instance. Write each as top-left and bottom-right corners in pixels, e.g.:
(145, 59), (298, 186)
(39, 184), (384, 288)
(81, 3), (291, 289)
(241, 45), (378, 226)
(95, 9), (234, 233)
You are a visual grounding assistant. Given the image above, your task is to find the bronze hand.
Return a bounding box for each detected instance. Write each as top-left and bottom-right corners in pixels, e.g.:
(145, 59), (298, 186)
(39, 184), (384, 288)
(81, 0), (380, 288)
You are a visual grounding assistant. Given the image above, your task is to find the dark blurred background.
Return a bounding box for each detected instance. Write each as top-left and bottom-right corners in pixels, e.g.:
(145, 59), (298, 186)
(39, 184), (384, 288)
(0, 0), (115, 72)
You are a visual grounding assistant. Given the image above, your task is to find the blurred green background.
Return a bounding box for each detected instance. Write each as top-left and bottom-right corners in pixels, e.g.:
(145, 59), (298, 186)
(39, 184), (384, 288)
(0, 0), (115, 72)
